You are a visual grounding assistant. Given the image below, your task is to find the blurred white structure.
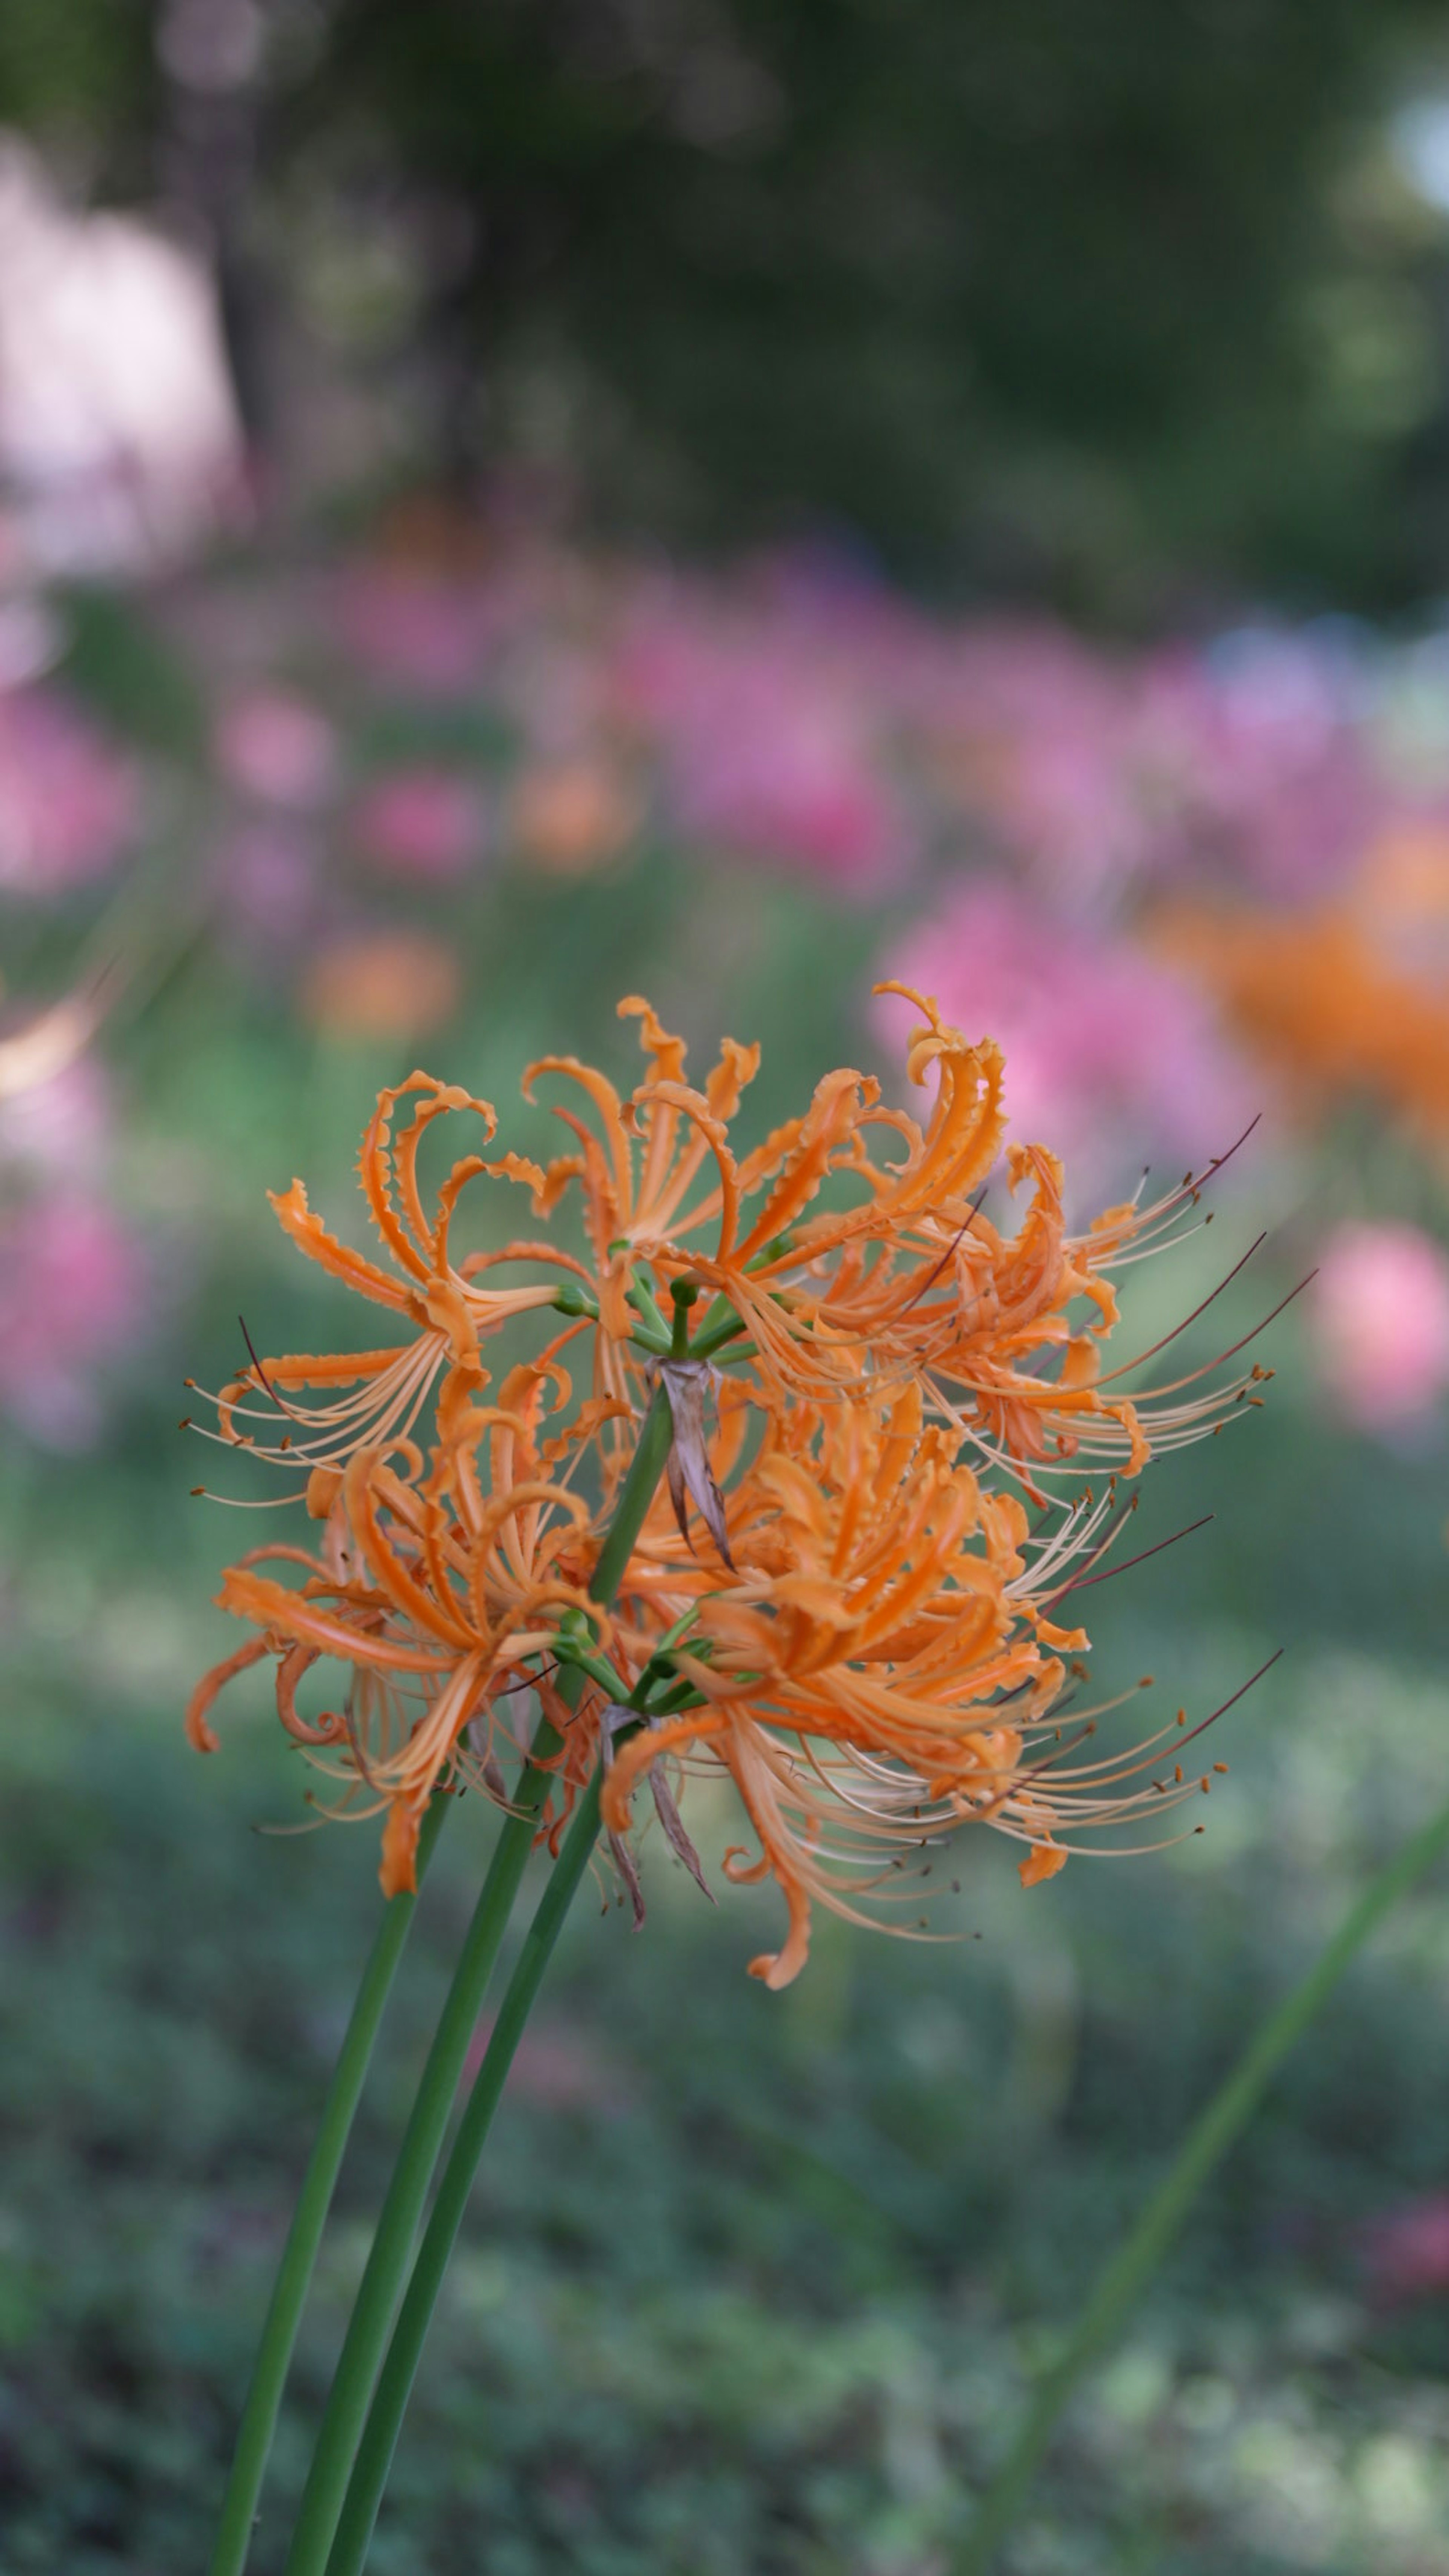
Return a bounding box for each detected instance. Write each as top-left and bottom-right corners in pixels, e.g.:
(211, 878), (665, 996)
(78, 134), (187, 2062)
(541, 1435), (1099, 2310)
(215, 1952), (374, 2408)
(1394, 96), (1449, 214)
(0, 137), (245, 576)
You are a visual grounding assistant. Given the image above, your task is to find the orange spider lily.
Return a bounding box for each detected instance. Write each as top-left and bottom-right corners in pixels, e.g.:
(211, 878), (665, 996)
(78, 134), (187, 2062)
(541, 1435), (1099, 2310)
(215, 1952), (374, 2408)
(186, 1071), (594, 1495)
(600, 1380), (1217, 1986)
(186, 1350), (614, 1894)
(187, 997), (1266, 1976)
(189, 994), (1253, 1513)
(525, 987), (1262, 1492)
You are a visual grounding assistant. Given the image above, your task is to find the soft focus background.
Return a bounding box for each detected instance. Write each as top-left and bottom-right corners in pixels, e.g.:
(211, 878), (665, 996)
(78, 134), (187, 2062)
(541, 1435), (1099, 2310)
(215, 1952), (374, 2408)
(10, 10), (1449, 2572)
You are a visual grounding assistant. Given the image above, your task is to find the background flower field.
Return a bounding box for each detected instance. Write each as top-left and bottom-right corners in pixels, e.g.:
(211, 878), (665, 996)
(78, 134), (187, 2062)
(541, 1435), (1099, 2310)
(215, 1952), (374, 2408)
(9, 9), (1449, 2570)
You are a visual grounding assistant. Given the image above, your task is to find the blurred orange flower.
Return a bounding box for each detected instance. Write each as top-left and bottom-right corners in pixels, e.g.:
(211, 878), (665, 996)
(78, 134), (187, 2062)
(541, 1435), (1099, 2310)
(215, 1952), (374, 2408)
(1154, 841), (1449, 1147)
(509, 756), (639, 875)
(300, 930), (461, 1042)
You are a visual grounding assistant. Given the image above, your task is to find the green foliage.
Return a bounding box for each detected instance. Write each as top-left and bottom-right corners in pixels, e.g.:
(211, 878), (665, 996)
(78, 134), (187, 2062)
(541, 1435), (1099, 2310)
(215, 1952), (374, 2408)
(0, 0), (155, 181)
(269, 0), (1449, 606)
(6, 1627), (1449, 2571)
(9, 0), (1449, 606)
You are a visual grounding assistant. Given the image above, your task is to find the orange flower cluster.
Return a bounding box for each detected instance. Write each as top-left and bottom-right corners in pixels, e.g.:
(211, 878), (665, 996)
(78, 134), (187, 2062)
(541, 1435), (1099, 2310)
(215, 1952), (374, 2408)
(187, 990), (1254, 1984)
(1153, 833), (1449, 1150)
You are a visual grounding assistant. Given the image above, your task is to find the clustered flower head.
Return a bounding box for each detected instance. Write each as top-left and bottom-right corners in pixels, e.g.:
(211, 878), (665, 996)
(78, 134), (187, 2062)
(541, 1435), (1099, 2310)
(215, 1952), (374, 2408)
(1152, 897), (1449, 1147)
(187, 992), (1260, 1985)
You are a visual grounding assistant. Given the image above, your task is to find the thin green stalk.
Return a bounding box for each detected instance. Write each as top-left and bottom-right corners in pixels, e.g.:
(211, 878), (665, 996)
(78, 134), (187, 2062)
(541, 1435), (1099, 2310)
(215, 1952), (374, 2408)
(592, 1385), (674, 1601)
(324, 1773), (608, 2574)
(280, 1729), (563, 2576)
(956, 1790), (1449, 2574)
(669, 1278), (698, 1356)
(689, 1308), (749, 1358)
(281, 1388), (674, 2576)
(625, 1276), (671, 1347)
(208, 1793), (449, 2576)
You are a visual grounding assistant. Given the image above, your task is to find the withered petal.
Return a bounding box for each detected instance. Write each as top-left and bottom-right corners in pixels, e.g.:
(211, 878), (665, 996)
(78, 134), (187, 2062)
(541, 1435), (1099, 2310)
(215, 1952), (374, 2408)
(659, 1359), (735, 1568)
(608, 1828), (646, 1927)
(651, 1766), (715, 1903)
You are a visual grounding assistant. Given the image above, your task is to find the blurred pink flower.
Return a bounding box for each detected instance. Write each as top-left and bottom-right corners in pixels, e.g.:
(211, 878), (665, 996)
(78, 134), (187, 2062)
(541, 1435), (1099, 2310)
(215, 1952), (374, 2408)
(336, 569), (492, 696)
(1134, 634), (1371, 899)
(877, 879), (1250, 1192)
(616, 602), (909, 888)
(214, 689), (338, 810)
(1362, 2192), (1449, 2305)
(920, 622), (1138, 894)
(1310, 1221), (1449, 1432)
(0, 1190), (147, 1448)
(498, 633), (616, 759)
(352, 767), (487, 883)
(213, 821), (321, 945)
(0, 684), (138, 891)
(906, 620), (1372, 902)
(674, 686), (900, 883)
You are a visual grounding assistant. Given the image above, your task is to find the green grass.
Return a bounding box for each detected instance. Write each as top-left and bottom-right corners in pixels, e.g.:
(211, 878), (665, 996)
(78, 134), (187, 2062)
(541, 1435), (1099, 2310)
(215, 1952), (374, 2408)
(6, 1619), (1449, 2573)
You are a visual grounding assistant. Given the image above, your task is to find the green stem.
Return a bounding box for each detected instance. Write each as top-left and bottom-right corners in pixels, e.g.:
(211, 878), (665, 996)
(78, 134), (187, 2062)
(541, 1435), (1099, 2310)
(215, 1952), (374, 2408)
(324, 1775), (607, 2574)
(281, 1389), (672, 2576)
(689, 1309), (748, 1358)
(280, 1728), (563, 2576)
(625, 1276), (670, 1346)
(591, 1386), (674, 1603)
(208, 1795), (449, 2576)
(552, 1641), (629, 1701)
(669, 1280), (698, 1357)
(955, 1790), (1449, 2574)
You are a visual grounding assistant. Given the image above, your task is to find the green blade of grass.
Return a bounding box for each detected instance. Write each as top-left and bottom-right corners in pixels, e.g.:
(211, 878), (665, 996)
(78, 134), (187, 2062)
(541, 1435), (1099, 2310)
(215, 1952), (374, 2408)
(956, 1787), (1449, 2574)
